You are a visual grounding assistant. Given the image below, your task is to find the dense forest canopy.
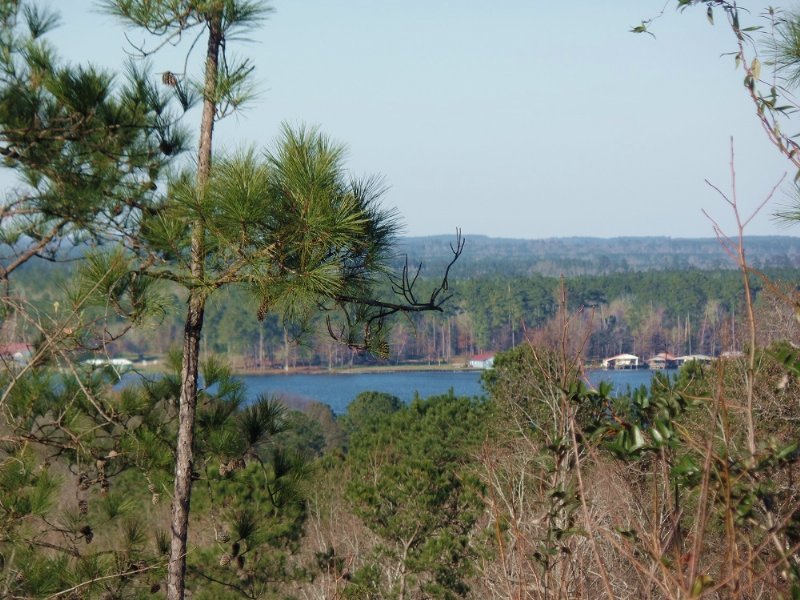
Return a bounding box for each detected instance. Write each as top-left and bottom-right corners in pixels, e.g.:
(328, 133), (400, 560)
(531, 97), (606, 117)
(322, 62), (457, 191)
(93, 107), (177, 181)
(6, 235), (800, 367)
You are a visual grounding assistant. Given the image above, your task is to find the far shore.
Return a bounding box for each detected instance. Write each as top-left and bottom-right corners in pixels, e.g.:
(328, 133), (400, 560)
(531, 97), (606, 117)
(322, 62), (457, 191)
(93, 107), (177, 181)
(127, 358), (616, 377)
(233, 362), (478, 376)
(124, 358), (483, 377)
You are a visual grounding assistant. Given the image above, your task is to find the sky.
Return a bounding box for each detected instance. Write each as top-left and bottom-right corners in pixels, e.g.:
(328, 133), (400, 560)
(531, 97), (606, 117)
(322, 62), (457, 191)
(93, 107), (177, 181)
(31, 0), (798, 240)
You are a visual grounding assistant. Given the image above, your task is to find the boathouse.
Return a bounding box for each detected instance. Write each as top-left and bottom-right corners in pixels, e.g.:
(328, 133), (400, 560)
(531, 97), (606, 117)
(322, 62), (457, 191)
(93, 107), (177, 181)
(601, 353), (640, 370)
(84, 357), (134, 371)
(676, 354), (713, 366)
(647, 352), (678, 370)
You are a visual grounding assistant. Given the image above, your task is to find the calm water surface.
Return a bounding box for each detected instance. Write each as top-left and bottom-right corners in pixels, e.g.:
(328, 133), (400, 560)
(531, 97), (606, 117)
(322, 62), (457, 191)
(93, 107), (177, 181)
(241, 368), (670, 414)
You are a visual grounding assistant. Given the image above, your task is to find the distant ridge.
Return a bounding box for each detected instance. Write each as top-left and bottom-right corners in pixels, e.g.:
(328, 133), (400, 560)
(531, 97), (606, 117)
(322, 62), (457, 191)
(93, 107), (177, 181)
(394, 235), (800, 278)
(7, 235), (800, 280)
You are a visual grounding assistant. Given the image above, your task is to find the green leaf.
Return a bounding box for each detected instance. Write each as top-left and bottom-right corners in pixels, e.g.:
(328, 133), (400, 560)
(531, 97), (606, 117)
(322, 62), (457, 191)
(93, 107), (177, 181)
(651, 426), (664, 444)
(630, 425), (645, 451)
(655, 420), (673, 441)
(630, 22), (655, 38)
(777, 442), (798, 461)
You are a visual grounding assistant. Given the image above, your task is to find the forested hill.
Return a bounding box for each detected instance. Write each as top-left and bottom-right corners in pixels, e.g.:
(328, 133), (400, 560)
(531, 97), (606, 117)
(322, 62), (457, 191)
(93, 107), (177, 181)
(8, 235), (800, 364)
(395, 235), (800, 278)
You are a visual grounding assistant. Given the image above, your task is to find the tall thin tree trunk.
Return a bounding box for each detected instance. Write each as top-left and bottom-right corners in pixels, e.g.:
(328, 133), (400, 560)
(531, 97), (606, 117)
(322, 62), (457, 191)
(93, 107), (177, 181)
(700, 311), (708, 356)
(168, 13), (222, 600)
(283, 325), (289, 372)
(259, 325), (264, 369)
(687, 313), (692, 354)
(447, 316), (452, 359)
(432, 318), (436, 364)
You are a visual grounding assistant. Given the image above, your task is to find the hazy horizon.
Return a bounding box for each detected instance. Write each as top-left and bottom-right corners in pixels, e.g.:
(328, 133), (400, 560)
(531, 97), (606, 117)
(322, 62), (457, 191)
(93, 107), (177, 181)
(399, 232), (800, 241)
(22, 1), (800, 240)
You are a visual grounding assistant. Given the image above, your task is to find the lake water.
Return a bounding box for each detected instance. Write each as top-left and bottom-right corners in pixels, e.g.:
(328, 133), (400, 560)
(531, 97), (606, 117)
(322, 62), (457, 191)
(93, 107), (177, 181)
(241, 368), (669, 414)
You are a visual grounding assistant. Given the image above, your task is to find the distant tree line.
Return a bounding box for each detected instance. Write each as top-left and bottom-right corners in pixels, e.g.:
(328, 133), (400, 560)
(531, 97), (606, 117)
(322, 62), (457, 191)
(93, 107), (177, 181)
(6, 259), (800, 366)
(396, 235), (800, 277)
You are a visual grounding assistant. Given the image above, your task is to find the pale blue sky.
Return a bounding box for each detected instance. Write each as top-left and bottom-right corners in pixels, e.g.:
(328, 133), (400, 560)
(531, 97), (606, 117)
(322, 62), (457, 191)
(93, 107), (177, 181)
(36, 1), (793, 239)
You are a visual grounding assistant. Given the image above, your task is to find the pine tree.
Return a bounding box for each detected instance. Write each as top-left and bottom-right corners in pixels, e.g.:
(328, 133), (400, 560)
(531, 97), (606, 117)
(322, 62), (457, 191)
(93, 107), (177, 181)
(0, 0), (185, 281)
(94, 3), (463, 598)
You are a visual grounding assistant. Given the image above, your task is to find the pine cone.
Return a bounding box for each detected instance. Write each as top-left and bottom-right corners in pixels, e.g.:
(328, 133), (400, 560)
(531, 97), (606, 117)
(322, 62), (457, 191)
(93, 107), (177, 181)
(219, 553), (232, 567)
(162, 71), (178, 87)
(78, 499), (88, 515)
(80, 525), (94, 544)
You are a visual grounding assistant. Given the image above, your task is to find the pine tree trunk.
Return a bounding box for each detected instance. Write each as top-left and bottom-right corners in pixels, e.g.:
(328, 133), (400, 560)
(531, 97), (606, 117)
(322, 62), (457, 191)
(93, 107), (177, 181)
(167, 12), (222, 600)
(168, 292), (205, 600)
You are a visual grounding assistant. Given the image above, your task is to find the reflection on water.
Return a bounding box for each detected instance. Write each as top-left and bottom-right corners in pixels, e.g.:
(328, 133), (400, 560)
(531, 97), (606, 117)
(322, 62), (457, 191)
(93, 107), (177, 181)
(240, 368), (674, 414)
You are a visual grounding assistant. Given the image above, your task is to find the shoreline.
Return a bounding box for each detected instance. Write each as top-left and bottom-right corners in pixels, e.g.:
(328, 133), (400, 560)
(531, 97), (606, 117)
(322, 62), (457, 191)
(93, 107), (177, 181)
(124, 359), (483, 378)
(233, 362), (478, 376)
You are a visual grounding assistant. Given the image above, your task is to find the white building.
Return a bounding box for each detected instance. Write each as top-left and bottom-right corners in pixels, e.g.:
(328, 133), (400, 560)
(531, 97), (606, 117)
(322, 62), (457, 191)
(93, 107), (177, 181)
(675, 354), (713, 366)
(84, 357), (134, 371)
(601, 353), (640, 370)
(469, 353), (495, 369)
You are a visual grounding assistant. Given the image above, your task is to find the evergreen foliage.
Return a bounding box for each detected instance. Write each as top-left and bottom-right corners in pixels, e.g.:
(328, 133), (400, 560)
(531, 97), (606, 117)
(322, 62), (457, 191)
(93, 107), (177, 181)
(0, 0), (185, 278)
(345, 392), (489, 599)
